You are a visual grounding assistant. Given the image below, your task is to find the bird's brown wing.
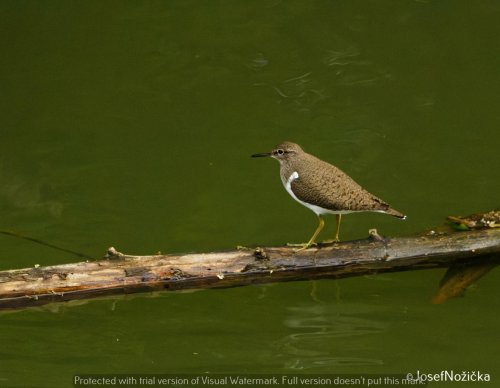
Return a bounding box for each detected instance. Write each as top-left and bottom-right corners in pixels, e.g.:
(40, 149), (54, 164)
(291, 163), (392, 213)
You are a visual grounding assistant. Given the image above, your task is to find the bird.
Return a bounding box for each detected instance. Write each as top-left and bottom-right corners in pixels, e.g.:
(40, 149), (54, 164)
(252, 141), (405, 249)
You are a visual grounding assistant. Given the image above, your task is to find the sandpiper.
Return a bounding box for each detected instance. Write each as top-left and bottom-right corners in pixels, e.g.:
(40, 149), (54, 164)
(252, 142), (405, 249)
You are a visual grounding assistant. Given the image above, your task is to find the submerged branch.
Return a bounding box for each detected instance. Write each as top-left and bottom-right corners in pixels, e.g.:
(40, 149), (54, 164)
(0, 230), (93, 260)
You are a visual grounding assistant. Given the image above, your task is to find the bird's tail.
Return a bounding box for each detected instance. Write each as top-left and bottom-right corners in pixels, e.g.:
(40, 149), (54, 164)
(385, 207), (406, 219)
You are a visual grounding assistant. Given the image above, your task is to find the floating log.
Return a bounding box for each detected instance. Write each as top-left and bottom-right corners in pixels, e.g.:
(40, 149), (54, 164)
(1, 213), (500, 310)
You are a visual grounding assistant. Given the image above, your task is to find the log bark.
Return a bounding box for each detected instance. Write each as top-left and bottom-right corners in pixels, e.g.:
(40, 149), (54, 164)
(1, 226), (500, 310)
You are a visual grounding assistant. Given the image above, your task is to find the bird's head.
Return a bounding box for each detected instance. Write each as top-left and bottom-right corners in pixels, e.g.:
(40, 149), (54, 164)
(251, 142), (303, 163)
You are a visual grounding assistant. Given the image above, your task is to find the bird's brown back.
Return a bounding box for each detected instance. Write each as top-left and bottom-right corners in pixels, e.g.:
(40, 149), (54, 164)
(283, 152), (399, 214)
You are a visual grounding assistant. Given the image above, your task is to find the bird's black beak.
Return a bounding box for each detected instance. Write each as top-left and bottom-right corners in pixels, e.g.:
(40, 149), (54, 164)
(251, 152), (272, 158)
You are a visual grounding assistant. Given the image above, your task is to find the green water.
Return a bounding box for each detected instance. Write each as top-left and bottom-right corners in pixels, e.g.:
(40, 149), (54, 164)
(1, 1), (500, 387)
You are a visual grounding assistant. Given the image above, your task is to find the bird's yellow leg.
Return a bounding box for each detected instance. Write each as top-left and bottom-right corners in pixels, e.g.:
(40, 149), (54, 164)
(334, 213), (342, 242)
(288, 215), (325, 251)
(321, 214), (342, 244)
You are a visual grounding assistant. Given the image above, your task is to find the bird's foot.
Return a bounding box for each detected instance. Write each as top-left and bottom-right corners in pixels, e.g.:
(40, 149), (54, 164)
(320, 238), (340, 245)
(293, 244), (312, 252)
(368, 228), (383, 241)
(286, 242), (316, 252)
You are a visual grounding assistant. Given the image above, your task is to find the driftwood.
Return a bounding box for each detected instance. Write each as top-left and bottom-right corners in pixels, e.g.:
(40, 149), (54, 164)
(1, 212), (500, 310)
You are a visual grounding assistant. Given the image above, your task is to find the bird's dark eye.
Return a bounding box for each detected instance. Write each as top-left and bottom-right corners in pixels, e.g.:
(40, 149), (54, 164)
(277, 149), (284, 155)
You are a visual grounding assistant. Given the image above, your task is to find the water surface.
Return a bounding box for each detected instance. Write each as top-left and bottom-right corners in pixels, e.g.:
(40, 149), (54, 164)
(1, 1), (499, 387)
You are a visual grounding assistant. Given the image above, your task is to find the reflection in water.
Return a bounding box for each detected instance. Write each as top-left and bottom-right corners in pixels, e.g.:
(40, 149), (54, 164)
(285, 357), (383, 370)
(277, 304), (386, 370)
(324, 46), (362, 67)
(263, 72), (329, 113)
(323, 43), (387, 87)
(248, 53), (269, 70)
(0, 163), (63, 218)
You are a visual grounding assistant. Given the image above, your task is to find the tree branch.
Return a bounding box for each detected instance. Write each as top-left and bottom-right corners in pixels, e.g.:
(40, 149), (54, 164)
(1, 216), (500, 310)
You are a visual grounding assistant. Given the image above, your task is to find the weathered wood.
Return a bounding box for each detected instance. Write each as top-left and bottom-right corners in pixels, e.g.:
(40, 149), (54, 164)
(1, 226), (500, 310)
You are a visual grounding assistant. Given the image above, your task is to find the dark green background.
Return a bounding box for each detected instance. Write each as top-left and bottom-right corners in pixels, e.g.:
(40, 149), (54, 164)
(1, 1), (499, 387)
